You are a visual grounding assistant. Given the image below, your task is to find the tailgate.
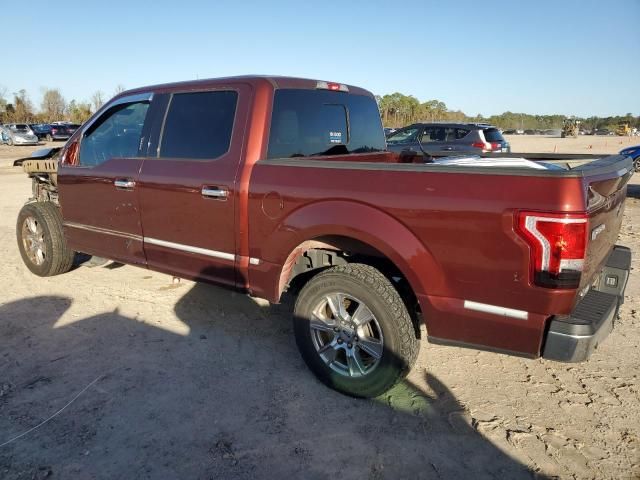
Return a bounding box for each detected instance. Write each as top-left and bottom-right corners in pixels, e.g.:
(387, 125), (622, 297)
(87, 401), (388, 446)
(578, 155), (633, 289)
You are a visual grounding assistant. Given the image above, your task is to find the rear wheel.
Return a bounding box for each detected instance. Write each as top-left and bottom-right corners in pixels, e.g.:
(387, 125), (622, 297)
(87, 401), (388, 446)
(293, 263), (419, 398)
(16, 202), (75, 277)
(46, 133), (52, 142)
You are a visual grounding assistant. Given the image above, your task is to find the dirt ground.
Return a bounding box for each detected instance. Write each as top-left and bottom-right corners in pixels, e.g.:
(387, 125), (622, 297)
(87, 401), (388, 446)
(0, 137), (638, 479)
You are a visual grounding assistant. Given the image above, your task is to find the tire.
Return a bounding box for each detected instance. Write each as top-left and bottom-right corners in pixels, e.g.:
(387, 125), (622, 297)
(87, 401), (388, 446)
(46, 133), (52, 142)
(293, 263), (419, 398)
(8, 137), (13, 146)
(16, 202), (75, 277)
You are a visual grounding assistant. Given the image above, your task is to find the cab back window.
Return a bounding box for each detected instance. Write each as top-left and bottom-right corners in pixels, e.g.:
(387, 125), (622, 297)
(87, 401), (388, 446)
(160, 90), (237, 160)
(267, 89), (385, 159)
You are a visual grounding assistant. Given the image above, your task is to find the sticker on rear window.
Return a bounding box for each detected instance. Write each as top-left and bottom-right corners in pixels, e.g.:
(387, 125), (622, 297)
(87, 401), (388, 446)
(329, 131), (344, 144)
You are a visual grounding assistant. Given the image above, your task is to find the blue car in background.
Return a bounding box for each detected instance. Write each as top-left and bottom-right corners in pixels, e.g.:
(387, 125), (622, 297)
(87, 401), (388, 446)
(620, 145), (640, 172)
(29, 124), (53, 141)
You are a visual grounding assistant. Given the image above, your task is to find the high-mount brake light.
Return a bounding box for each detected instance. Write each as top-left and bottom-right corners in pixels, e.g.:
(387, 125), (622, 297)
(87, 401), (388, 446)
(515, 211), (589, 289)
(316, 81), (349, 92)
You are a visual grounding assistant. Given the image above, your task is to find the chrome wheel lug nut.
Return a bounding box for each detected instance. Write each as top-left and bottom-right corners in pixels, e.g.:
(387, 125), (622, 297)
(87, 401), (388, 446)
(347, 343), (353, 348)
(337, 338), (343, 344)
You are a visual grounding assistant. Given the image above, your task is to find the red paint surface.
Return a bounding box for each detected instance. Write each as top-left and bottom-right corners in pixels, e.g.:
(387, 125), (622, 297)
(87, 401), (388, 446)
(56, 75), (629, 357)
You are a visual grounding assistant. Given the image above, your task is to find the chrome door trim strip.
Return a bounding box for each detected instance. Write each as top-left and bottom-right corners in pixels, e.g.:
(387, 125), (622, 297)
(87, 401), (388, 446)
(63, 222), (142, 241)
(144, 237), (236, 261)
(463, 300), (529, 320)
(63, 223), (262, 265)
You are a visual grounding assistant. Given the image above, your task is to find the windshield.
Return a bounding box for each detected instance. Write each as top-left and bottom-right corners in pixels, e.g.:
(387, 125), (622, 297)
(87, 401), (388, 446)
(267, 89), (386, 159)
(482, 128), (505, 142)
(11, 124), (29, 132)
(386, 126), (420, 144)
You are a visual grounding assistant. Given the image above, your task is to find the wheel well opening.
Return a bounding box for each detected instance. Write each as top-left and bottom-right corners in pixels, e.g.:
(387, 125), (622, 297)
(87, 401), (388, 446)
(283, 235), (422, 339)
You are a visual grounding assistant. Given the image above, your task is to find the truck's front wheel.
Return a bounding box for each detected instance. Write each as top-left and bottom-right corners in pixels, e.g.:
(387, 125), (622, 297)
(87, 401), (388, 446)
(293, 263), (419, 398)
(16, 202), (75, 277)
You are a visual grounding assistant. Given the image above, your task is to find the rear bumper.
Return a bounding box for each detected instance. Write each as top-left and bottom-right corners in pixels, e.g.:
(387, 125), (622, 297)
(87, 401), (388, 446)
(542, 245), (631, 362)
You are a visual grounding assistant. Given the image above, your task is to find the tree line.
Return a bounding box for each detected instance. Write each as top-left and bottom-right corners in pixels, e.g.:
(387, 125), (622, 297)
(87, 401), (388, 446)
(1, 86), (637, 132)
(376, 92), (639, 132)
(0, 85), (126, 125)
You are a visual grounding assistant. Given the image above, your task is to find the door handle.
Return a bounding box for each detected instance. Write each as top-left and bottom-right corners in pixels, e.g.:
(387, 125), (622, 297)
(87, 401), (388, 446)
(202, 186), (228, 200)
(114, 178), (135, 190)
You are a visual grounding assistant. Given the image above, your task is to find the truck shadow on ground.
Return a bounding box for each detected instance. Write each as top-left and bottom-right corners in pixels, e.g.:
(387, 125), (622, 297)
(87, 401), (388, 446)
(0, 287), (543, 479)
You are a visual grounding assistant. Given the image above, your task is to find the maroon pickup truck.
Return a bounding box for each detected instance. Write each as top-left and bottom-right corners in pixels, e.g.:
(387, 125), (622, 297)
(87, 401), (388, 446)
(16, 76), (632, 398)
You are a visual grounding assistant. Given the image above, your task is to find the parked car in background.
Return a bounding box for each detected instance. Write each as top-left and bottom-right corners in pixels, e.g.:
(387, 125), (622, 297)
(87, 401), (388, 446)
(0, 126), (10, 144)
(386, 122), (510, 156)
(594, 129), (613, 136)
(502, 129), (517, 135)
(30, 124), (53, 141)
(49, 124), (73, 141)
(66, 123), (80, 135)
(620, 145), (640, 172)
(2, 124), (39, 145)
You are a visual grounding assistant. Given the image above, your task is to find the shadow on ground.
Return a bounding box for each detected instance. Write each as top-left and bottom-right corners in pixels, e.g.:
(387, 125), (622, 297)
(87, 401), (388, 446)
(0, 285), (541, 479)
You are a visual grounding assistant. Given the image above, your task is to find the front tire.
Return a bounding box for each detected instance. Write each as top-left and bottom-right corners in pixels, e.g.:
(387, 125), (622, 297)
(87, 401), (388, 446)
(16, 202), (75, 277)
(293, 263), (419, 398)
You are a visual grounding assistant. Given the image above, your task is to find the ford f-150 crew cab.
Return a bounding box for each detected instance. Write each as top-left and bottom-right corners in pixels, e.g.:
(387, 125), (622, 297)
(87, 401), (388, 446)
(15, 76), (632, 398)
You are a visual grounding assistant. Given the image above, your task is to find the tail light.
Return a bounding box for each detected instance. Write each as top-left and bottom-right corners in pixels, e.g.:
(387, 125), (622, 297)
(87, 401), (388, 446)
(515, 211), (589, 289)
(471, 141), (490, 151)
(490, 142), (501, 150)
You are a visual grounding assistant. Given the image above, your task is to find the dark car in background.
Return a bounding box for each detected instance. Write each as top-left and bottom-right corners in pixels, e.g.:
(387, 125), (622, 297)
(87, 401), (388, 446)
(386, 123), (510, 156)
(29, 124), (52, 141)
(66, 123), (80, 135)
(49, 124), (73, 141)
(620, 145), (640, 171)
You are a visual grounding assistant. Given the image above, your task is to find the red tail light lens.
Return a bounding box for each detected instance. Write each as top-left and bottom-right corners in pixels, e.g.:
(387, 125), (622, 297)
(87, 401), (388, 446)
(471, 141), (490, 150)
(490, 142), (501, 150)
(516, 211), (589, 289)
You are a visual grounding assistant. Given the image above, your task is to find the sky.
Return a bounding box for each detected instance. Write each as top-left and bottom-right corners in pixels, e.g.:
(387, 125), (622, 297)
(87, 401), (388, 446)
(3, 0), (639, 117)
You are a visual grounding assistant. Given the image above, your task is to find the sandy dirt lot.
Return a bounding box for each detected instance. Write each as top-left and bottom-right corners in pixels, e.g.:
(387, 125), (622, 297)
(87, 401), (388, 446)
(0, 138), (638, 479)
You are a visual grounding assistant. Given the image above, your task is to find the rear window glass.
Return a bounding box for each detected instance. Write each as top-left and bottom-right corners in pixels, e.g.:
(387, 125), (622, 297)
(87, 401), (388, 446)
(482, 128), (505, 142)
(160, 90), (237, 160)
(267, 89), (385, 159)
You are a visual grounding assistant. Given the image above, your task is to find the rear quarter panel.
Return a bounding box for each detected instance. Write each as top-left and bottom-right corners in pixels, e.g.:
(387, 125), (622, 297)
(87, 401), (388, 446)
(247, 161), (589, 355)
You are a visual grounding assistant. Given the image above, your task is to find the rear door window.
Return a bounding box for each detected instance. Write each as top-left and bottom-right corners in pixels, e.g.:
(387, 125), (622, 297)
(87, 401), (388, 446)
(455, 128), (471, 139)
(160, 90), (237, 160)
(267, 89), (385, 158)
